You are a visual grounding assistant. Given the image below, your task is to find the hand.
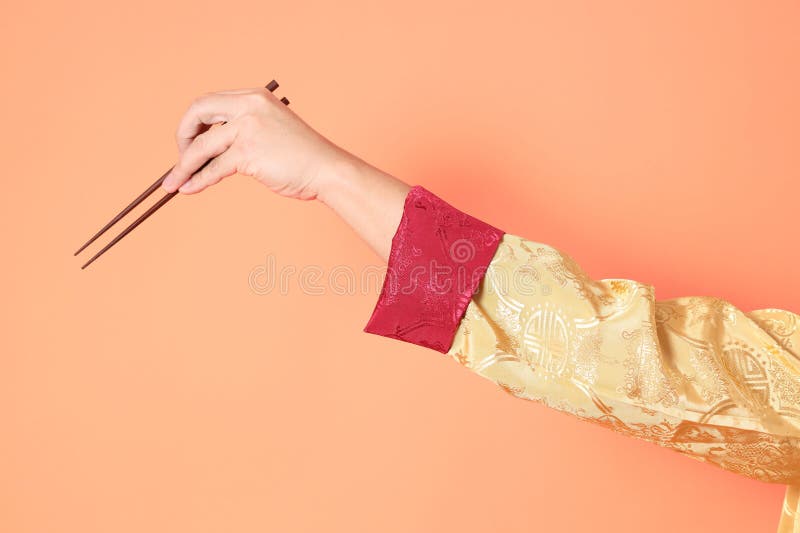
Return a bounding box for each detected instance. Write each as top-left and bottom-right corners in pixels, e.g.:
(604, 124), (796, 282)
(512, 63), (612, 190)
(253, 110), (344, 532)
(161, 85), (410, 261)
(161, 86), (348, 200)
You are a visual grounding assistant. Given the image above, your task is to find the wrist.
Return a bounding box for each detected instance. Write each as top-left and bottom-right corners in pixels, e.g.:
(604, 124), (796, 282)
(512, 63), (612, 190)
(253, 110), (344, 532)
(313, 152), (365, 207)
(310, 149), (411, 262)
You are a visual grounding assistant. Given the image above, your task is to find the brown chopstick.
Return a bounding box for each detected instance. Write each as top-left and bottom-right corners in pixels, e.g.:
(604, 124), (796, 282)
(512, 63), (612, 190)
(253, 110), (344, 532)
(76, 80), (289, 269)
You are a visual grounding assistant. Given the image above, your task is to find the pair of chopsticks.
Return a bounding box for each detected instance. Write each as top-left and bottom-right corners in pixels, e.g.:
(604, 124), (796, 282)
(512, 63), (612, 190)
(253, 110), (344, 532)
(75, 80), (290, 269)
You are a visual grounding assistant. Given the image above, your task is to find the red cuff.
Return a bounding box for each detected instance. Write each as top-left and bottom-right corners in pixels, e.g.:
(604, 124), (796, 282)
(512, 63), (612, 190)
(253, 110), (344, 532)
(363, 186), (504, 353)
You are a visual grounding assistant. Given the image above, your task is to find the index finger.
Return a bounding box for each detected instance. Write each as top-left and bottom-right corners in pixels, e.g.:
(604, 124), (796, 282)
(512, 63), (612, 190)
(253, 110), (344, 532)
(175, 93), (245, 153)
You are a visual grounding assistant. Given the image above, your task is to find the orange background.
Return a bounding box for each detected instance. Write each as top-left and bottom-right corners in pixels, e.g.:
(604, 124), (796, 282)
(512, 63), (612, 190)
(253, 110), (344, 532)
(3, 1), (799, 532)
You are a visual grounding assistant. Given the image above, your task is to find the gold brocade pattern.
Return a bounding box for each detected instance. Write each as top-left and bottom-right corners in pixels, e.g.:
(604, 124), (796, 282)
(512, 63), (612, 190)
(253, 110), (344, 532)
(447, 234), (800, 532)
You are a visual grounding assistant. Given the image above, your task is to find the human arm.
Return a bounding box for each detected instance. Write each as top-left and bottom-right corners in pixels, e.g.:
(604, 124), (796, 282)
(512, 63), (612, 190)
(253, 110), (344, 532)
(163, 86), (800, 532)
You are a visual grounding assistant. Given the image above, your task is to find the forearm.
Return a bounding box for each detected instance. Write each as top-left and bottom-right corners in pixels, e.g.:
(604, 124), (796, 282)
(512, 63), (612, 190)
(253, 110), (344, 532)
(314, 152), (410, 262)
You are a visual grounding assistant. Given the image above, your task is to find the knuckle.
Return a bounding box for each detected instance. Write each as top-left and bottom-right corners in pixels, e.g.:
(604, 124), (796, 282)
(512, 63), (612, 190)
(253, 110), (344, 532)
(244, 90), (274, 112)
(205, 156), (221, 173)
(187, 97), (202, 113)
(239, 157), (257, 178)
(197, 157), (219, 181)
(188, 93), (210, 113)
(248, 88), (270, 103)
(193, 132), (208, 151)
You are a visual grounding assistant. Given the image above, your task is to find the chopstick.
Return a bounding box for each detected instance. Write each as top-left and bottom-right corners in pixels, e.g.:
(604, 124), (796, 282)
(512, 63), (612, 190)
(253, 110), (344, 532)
(76, 80), (289, 269)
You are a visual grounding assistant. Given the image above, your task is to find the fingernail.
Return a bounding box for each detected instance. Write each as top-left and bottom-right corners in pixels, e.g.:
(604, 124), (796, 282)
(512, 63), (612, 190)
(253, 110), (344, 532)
(178, 179), (193, 193)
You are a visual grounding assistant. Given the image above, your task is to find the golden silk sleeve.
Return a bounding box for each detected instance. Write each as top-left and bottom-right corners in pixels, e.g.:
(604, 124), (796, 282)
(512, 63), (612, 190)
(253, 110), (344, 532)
(446, 233), (800, 532)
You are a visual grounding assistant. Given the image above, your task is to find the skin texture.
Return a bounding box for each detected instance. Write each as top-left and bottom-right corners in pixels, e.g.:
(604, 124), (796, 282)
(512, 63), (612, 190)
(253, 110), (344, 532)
(161, 86), (410, 261)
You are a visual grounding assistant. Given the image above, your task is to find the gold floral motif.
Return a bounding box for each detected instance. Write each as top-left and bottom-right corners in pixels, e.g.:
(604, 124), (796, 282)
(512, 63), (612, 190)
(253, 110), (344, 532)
(528, 245), (593, 300)
(654, 301), (678, 325)
(749, 309), (798, 354)
(570, 326), (603, 385)
(767, 343), (783, 357)
(451, 350), (470, 368)
(609, 280), (630, 296)
(497, 380), (525, 398)
(706, 436), (800, 484)
(671, 422), (800, 484)
(684, 296), (738, 328)
(688, 347), (729, 406)
(769, 362), (800, 420)
(573, 387), (679, 444)
(619, 321), (680, 408)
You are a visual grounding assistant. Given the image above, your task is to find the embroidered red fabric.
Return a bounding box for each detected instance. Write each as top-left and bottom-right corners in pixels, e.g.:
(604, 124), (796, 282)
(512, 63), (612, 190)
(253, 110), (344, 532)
(363, 186), (505, 353)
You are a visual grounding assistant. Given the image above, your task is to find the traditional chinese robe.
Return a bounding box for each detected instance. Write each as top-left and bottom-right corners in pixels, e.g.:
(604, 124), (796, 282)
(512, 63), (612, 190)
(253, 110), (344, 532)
(364, 186), (800, 532)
